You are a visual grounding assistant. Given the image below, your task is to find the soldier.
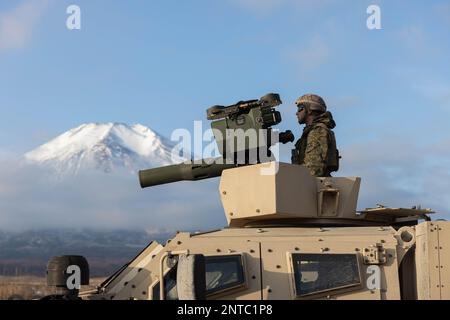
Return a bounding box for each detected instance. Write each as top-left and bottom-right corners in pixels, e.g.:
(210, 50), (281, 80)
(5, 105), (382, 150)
(291, 94), (339, 177)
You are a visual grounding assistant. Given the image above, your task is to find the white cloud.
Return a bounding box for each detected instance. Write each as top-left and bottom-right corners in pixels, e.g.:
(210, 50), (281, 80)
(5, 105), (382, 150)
(390, 67), (450, 112)
(0, 156), (226, 231)
(339, 135), (450, 217)
(0, 0), (49, 53)
(3, 130), (450, 231)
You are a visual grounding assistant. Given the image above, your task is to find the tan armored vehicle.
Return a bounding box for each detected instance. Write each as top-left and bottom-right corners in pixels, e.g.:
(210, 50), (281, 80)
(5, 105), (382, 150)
(44, 94), (448, 300)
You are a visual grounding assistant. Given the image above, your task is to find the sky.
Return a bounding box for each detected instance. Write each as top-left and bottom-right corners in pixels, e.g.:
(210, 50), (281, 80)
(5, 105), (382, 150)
(0, 0), (450, 230)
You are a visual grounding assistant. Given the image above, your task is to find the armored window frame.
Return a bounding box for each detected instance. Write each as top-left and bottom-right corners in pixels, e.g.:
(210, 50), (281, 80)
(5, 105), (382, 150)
(290, 253), (362, 298)
(151, 266), (178, 300)
(150, 253), (246, 300)
(204, 254), (246, 296)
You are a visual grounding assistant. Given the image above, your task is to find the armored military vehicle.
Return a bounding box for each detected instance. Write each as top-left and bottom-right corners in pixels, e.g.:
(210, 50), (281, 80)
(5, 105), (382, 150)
(45, 94), (447, 300)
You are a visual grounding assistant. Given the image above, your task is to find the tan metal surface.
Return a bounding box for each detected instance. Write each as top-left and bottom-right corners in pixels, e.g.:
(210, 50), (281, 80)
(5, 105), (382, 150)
(436, 222), (450, 299)
(192, 226), (397, 238)
(102, 241), (163, 298)
(220, 163), (361, 227)
(257, 232), (400, 300)
(416, 221), (450, 300)
(416, 222), (442, 299)
(77, 163), (446, 300)
(167, 235), (262, 300)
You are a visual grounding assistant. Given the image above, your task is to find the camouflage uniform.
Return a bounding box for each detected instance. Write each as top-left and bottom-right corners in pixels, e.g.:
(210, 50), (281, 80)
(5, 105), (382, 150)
(292, 111), (337, 177)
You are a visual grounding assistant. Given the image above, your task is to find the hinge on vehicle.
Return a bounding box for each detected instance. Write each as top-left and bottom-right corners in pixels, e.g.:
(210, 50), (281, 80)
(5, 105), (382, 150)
(363, 243), (387, 265)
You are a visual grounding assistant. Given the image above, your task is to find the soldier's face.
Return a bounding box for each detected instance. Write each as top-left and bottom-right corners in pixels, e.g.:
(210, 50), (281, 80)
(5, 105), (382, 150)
(296, 106), (306, 124)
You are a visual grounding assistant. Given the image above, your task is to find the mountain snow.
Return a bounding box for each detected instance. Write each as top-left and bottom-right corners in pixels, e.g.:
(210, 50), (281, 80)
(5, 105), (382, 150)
(24, 123), (187, 175)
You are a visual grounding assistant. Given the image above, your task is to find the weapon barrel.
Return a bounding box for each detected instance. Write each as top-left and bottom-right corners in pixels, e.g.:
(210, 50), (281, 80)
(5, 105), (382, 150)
(139, 159), (236, 188)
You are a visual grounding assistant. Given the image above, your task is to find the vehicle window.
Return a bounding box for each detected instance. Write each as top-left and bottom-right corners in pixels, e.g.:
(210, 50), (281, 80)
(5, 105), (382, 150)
(292, 253), (361, 297)
(205, 255), (245, 295)
(152, 254), (245, 299)
(152, 267), (178, 300)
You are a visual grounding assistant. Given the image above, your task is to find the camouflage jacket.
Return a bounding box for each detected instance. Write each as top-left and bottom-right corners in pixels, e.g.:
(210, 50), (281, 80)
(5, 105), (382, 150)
(291, 112), (337, 177)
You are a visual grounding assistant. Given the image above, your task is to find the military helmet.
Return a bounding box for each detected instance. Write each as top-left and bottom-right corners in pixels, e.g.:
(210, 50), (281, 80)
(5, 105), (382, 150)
(295, 94), (327, 113)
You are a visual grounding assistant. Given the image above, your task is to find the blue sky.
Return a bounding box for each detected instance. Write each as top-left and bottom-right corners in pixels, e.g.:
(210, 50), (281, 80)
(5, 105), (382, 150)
(0, 0), (450, 229)
(1, 0), (449, 152)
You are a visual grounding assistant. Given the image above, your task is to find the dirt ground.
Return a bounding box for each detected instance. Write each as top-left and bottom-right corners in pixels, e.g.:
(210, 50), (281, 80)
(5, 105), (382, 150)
(0, 276), (105, 300)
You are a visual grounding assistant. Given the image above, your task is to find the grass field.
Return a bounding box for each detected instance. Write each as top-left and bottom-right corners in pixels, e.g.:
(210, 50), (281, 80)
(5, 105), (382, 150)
(0, 276), (105, 300)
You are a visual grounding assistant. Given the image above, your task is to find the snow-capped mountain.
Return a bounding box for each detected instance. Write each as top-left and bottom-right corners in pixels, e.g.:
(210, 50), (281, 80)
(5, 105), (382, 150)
(24, 123), (187, 175)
